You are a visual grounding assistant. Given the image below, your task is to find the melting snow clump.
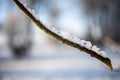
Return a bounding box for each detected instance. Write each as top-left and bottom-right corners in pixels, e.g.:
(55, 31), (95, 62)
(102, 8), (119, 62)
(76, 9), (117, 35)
(80, 40), (92, 48)
(98, 51), (107, 58)
(72, 36), (81, 43)
(55, 30), (107, 58)
(84, 41), (92, 50)
(91, 46), (100, 53)
(59, 30), (71, 39)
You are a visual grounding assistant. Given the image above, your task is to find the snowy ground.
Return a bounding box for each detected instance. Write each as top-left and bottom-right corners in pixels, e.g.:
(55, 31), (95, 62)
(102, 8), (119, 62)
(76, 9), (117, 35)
(0, 33), (120, 80)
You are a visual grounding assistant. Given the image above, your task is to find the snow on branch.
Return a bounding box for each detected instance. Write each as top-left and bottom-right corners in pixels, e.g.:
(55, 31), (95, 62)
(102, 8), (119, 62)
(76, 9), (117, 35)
(13, 0), (113, 71)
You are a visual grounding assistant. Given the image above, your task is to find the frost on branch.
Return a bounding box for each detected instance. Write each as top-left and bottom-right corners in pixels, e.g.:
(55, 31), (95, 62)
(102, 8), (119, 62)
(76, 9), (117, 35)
(22, 2), (108, 58)
(53, 29), (107, 58)
(13, 0), (113, 71)
(23, 3), (38, 19)
(57, 30), (107, 58)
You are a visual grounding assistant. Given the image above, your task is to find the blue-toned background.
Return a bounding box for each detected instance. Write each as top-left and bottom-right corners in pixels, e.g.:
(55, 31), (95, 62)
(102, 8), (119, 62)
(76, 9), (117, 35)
(0, 0), (120, 80)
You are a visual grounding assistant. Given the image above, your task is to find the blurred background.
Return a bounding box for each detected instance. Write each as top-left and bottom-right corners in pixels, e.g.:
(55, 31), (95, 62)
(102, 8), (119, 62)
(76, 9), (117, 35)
(0, 0), (120, 80)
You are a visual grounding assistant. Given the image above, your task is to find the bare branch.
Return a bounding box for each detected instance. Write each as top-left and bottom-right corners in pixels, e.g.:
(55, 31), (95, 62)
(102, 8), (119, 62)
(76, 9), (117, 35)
(13, 0), (113, 71)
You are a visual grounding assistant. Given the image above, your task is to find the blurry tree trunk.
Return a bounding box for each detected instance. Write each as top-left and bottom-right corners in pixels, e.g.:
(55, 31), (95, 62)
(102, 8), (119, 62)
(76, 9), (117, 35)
(82, 0), (120, 44)
(6, 10), (32, 58)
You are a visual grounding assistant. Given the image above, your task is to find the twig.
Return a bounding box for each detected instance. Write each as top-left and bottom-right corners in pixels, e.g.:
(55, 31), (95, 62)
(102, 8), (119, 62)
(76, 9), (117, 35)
(13, 0), (113, 71)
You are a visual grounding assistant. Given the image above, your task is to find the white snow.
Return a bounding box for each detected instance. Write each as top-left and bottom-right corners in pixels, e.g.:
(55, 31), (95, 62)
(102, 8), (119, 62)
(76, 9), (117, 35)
(24, 3), (28, 8)
(91, 46), (100, 53)
(72, 36), (81, 43)
(31, 9), (36, 16)
(28, 8), (35, 16)
(50, 27), (59, 34)
(50, 29), (107, 58)
(80, 40), (88, 47)
(99, 51), (107, 58)
(24, 3), (39, 20)
(84, 41), (92, 50)
(91, 46), (107, 58)
(58, 30), (81, 43)
(59, 30), (71, 39)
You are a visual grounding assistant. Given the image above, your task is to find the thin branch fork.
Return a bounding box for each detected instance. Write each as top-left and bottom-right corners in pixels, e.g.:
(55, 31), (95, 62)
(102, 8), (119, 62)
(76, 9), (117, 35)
(13, 0), (113, 71)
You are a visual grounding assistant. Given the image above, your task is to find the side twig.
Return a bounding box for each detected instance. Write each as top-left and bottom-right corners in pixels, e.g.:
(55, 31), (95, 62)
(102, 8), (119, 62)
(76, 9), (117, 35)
(13, 0), (113, 71)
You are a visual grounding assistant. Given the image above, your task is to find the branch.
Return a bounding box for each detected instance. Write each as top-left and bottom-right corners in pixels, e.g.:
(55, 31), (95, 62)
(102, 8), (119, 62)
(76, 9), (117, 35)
(13, 0), (113, 71)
